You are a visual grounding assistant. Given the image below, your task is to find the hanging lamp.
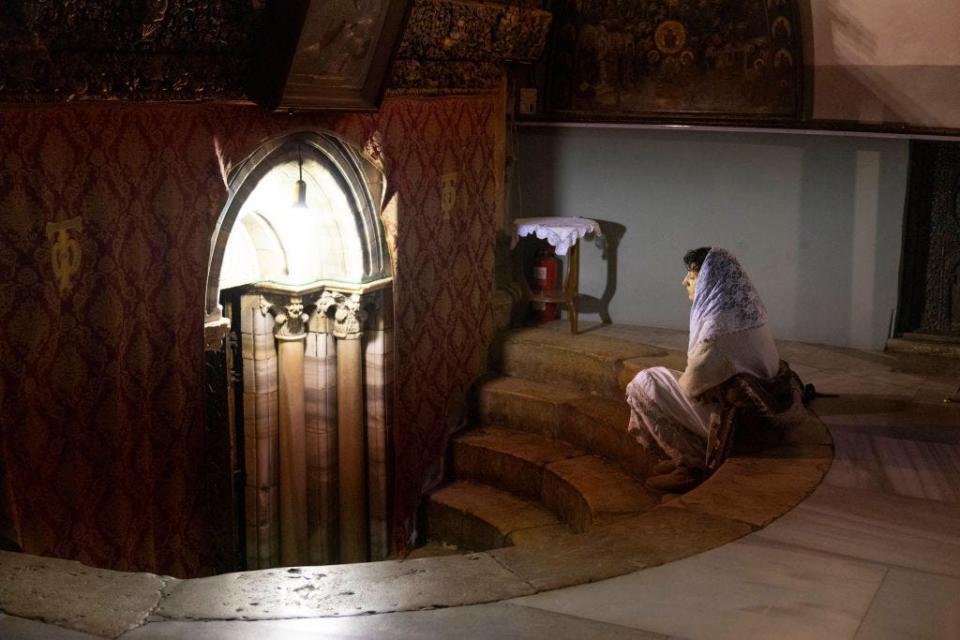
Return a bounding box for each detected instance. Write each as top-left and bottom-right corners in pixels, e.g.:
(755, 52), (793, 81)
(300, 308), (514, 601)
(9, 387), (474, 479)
(293, 143), (307, 208)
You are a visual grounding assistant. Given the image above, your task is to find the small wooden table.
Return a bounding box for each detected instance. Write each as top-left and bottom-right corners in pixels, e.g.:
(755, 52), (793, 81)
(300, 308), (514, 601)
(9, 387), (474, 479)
(511, 217), (602, 335)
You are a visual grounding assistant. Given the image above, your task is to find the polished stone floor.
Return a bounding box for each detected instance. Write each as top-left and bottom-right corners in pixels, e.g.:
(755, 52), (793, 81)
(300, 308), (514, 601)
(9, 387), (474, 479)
(4, 324), (959, 639)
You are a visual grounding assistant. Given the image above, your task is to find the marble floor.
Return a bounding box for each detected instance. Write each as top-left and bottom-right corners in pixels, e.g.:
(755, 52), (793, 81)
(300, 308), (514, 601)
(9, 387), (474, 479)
(3, 324), (959, 639)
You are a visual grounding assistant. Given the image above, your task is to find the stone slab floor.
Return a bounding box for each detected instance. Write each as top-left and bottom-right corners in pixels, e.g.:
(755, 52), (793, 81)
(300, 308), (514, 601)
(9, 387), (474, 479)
(4, 323), (959, 640)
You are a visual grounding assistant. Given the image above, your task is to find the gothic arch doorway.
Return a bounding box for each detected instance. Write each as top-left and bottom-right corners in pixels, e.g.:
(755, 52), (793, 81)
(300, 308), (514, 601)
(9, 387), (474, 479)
(204, 132), (393, 571)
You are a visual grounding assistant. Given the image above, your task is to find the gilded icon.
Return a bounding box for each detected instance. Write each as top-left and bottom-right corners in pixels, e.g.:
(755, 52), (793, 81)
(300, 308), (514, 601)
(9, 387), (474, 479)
(543, 0), (801, 119)
(771, 16), (791, 38)
(654, 20), (686, 55)
(774, 49), (793, 69)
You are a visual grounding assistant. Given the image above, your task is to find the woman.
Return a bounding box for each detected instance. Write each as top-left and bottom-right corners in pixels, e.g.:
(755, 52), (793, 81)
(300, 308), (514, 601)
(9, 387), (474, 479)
(626, 247), (780, 492)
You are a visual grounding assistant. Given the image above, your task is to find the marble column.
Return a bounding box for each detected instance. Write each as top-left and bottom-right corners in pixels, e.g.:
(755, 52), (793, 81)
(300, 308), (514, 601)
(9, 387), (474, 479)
(264, 296), (310, 567)
(363, 289), (392, 561)
(304, 315), (338, 566)
(242, 295), (280, 569)
(319, 290), (369, 563)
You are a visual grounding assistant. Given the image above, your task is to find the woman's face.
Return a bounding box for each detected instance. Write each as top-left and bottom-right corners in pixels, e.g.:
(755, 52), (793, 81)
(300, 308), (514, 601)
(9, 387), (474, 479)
(682, 269), (698, 301)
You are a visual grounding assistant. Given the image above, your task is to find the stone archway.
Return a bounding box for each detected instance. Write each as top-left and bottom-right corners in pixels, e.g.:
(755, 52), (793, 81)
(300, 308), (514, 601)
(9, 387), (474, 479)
(203, 131), (393, 570)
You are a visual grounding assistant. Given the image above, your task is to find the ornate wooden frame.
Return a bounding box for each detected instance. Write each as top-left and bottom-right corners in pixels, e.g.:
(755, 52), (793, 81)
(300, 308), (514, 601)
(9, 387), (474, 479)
(254, 0), (411, 110)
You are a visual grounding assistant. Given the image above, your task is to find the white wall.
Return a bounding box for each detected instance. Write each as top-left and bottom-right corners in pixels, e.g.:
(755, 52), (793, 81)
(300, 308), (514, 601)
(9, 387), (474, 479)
(807, 0), (960, 128)
(514, 125), (909, 350)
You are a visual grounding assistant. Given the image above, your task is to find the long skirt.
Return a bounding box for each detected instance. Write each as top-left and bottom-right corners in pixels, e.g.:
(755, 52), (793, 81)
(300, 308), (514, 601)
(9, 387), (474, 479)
(625, 366), (714, 470)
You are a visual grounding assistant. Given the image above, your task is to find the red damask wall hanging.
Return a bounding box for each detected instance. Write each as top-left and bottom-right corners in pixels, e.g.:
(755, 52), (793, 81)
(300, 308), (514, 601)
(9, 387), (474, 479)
(0, 94), (503, 577)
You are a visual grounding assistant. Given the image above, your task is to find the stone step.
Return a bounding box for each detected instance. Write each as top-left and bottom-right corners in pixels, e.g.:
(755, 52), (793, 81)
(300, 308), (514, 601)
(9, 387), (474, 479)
(426, 482), (570, 551)
(474, 376), (657, 479)
(543, 454), (659, 532)
(886, 337), (960, 359)
(452, 426), (658, 534)
(452, 426), (585, 501)
(403, 540), (462, 560)
(495, 326), (687, 398)
(902, 332), (960, 344)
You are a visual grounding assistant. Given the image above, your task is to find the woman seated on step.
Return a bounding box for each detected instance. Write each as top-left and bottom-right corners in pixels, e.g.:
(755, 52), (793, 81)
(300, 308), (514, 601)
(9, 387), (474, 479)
(626, 247), (780, 493)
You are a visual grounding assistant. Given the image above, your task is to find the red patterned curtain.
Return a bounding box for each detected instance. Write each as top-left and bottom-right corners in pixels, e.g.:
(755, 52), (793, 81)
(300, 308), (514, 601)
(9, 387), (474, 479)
(0, 95), (501, 577)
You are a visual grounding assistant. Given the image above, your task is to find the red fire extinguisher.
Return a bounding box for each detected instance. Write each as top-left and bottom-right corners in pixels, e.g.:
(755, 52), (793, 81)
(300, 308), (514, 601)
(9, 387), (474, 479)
(532, 247), (561, 322)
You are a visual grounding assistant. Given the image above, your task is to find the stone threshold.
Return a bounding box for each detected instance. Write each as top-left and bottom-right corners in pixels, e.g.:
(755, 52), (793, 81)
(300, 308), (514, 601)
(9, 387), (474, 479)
(0, 407), (832, 639)
(886, 335), (960, 359)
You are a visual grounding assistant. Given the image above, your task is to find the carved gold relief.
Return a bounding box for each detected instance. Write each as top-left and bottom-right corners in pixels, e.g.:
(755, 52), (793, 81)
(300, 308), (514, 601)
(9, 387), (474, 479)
(46, 216), (83, 293)
(0, 0), (263, 102)
(141, 0), (169, 41)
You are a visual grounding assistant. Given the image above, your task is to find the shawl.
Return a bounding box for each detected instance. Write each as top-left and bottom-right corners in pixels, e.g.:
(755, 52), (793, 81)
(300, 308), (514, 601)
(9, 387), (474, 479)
(679, 248), (779, 398)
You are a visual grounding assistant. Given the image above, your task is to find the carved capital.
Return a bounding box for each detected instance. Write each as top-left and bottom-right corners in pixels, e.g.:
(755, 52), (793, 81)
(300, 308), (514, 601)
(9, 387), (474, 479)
(260, 295), (310, 341)
(316, 290), (369, 340)
(203, 318), (232, 352)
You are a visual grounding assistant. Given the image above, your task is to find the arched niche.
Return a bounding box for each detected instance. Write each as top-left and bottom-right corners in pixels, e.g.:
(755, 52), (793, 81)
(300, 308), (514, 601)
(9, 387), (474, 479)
(203, 131), (394, 571)
(204, 131), (390, 327)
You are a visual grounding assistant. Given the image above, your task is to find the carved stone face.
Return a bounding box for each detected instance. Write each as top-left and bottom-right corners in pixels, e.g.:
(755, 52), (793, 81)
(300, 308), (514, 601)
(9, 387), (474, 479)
(682, 269), (698, 302)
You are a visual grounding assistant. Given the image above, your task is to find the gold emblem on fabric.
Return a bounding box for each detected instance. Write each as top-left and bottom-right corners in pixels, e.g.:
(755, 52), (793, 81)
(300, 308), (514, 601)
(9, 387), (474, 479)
(46, 217), (83, 293)
(441, 173), (458, 218)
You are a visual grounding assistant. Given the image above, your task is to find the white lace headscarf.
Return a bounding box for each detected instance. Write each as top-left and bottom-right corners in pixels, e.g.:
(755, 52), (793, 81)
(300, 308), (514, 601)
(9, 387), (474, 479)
(688, 248), (768, 354)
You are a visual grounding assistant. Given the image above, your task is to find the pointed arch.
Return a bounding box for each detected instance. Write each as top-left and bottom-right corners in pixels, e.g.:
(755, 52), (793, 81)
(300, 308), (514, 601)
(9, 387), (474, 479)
(204, 131), (390, 324)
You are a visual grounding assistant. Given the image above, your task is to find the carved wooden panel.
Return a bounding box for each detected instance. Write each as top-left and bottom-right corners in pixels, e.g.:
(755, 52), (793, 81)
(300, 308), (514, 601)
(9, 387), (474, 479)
(897, 141), (960, 336)
(0, 0), (548, 103)
(0, 0), (265, 102)
(386, 0), (551, 95)
(395, 0), (550, 64)
(540, 0), (802, 121)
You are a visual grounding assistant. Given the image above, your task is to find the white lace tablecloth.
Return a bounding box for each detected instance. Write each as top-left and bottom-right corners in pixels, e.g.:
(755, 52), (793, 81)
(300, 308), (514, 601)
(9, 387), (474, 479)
(511, 217), (602, 256)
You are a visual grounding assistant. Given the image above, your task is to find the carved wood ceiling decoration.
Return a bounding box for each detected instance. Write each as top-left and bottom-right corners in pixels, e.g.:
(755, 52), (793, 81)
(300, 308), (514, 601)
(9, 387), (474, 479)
(0, 1), (267, 102)
(388, 0), (552, 95)
(0, 0), (552, 105)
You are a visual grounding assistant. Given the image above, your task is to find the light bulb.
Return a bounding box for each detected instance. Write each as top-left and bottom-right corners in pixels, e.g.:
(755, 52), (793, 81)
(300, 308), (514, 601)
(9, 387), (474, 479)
(293, 178), (307, 208)
(293, 143), (307, 208)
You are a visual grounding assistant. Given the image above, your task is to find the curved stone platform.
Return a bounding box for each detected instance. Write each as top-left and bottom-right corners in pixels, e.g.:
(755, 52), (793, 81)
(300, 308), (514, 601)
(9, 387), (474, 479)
(0, 406), (831, 639)
(423, 326), (831, 553)
(0, 326), (834, 638)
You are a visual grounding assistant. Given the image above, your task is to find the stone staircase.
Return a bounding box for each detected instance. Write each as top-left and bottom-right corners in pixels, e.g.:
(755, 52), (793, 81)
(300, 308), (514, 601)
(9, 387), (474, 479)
(423, 326), (689, 552)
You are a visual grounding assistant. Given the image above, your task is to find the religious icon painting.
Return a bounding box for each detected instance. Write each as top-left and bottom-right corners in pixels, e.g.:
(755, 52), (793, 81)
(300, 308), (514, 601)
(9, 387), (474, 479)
(542, 0), (804, 123)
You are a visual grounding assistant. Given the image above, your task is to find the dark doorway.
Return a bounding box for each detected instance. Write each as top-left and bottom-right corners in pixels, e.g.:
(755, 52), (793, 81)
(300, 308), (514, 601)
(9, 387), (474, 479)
(896, 141), (960, 337)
